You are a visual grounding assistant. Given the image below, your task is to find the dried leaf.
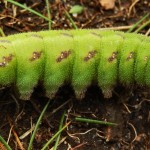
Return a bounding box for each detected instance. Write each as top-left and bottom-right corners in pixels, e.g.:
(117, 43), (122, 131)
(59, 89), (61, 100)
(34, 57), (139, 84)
(100, 0), (116, 10)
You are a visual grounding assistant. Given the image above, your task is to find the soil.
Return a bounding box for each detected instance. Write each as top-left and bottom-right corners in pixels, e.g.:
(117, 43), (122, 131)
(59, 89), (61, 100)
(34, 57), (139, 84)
(0, 0), (150, 150)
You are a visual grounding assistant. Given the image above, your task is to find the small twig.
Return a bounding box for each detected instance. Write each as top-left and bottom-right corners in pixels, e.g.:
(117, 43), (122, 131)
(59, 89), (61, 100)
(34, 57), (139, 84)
(145, 28), (150, 36)
(128, 122), (138, 143)
(67, 128), (104, 143)
(20, 2), (41, 13)
(105, 126), (112, 142)
(142, 98), (150, 102)
(50, 136), (67, 150)
(127, 98), (150, 109)
(19, 124), (35, 140)
(128, 0), (139, 17)
(50, 99), (71, 116)
(123, 103), (132, 114)
(71, 142), (87, 150)
(7, 125), (13, 144)
(11, 129), (25, 150)
(148, 111), (150, 123)
(67, 132), (80, 144)
(67, 128), (103, 136)
(7, 116), (25, 150)
(102, 25), (133, 30)
(11, 94), (20, 115)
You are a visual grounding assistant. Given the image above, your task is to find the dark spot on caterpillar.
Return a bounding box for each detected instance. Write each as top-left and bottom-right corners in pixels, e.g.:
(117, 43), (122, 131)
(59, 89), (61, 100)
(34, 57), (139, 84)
(84, 50), (97, 62)
(126, 52), (134, 61)
(108, 51), (118, 62)
(29, 34), (43, 39)
(29, 51), (42, 62)
(56, 50), (71, 63)
(60, 33), (73, 38)
(144, 56), (148, 61)
(0, 54), (14, 67)
(75, 90), (86, 100)
(0, 40), (11, 43)
(0, 62), (6, 67)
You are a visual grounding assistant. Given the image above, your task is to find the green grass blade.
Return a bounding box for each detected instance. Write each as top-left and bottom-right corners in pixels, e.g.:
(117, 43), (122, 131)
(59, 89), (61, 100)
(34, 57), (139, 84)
(27, 100), (51, 150)
(6, 0), (52, 23)
(41, 121), (71, 150)
(53, 111), (66, 150)
(0, 135), (12, 150)
(127, 13), (149, 33)
(75, 117), (118, 126)
(134, 19), (150, 33)
(45, 0), (51, 29)
(64, 9), (78, 29)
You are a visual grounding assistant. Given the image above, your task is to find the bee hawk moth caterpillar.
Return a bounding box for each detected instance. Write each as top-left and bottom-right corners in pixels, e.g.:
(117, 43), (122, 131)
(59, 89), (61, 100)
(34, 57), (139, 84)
(0, 29), (150, 100)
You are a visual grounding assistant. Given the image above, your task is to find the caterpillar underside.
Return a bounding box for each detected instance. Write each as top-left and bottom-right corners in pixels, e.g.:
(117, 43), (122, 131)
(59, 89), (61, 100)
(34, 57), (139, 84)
(0, 29), (150, 100)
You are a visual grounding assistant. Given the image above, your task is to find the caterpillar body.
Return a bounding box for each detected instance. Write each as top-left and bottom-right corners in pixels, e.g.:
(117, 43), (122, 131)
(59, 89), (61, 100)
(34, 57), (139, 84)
(0, 29), (150, 100)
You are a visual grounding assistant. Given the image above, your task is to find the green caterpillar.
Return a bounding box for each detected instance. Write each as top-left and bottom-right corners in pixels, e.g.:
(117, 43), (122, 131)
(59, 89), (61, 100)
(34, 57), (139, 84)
(0, 29), (150, 100)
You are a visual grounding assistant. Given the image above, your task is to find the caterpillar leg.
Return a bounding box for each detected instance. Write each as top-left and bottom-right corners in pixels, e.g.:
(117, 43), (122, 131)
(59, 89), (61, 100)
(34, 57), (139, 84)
(43, 32), (74, 99)
(98, 35), (123, 99)
(102, 88), (113, 98)
(11, 34), (45, 100)
(72, 33), (100, 99)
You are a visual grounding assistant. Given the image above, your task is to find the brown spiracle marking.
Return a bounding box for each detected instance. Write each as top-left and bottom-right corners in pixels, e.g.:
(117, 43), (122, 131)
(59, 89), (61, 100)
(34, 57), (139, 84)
(29, 51), (42, 62)
(0, 54), (14, 67)
(144, 56), (148, 61)
(84, 50), (97, 62)
(56, 50), (71, 63)
(126, 52), (134, 61)
(108, 51), (118, 62)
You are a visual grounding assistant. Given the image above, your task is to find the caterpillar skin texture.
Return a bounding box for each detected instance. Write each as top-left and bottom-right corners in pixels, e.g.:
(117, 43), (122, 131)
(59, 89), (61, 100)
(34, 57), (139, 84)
(0, 29), (150, 100)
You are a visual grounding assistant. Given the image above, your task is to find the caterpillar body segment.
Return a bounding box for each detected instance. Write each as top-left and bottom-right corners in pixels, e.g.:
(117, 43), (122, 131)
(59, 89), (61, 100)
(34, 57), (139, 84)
(98, 35), (123, 98)
(0, 39), (16, 86)
(118, 37), (140, 86)
(13, 36), (45, 99)
(134, 42), (149, 86)
(43, 32), (75, 99)
(0, 29), (150, 100)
